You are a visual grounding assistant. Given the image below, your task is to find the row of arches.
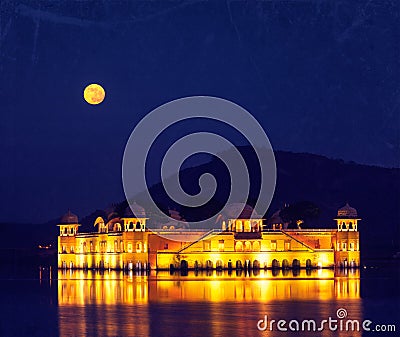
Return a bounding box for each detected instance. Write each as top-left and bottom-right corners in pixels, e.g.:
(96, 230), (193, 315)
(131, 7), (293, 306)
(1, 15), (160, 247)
(235, 241), (261, 252)
(181, 258), (314, 270)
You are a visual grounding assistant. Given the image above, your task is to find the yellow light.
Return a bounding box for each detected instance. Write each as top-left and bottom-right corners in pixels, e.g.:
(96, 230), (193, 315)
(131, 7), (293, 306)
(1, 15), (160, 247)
(83, 83), (105, 105)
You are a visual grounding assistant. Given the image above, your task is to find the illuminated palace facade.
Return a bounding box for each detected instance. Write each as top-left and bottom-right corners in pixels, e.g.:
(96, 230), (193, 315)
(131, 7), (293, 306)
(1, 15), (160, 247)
(58, 203), (360, 270)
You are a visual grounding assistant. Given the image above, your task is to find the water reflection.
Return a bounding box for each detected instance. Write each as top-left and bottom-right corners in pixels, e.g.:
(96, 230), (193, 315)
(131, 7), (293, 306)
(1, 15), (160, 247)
(57, 268), (360, 305)
(56, 269), (362, 337)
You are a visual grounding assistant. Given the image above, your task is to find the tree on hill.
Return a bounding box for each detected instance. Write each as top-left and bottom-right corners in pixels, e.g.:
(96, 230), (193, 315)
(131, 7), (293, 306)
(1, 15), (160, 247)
(279, 201), (320, 229)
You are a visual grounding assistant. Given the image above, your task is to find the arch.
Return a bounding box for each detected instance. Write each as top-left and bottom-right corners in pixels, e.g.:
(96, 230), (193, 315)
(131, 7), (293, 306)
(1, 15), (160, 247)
(244, 241), (252, 251)
(169, 225), (175, 230)
(253, 221), (260, 232)
(272, 259), (280, 269)
(206, 260), (213, 270)
(253, 241), (261, 252)
(180, 260), (188, 270)
(306, 259), (312, 269)
(236, 260), (243, 269)
(292, 259), (301, 269)
(235, 241), (243, 252)
(129, 222), (134, 230)
(236, 220), (243, 232)
(216, 260), (223, 270)
(136, 221), (141, 230)
(349, 222), (353, 230)
(282, 259), (289, 269)
(253, 260), (261, 269)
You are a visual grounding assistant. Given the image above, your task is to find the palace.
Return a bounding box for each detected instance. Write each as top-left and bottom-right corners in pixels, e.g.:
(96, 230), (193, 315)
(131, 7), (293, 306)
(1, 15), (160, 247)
(58, 202), (360, 270)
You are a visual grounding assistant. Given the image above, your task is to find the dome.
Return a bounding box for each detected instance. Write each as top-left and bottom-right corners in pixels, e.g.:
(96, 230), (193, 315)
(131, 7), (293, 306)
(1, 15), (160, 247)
(107, 211), (119, 221)
(124, 202), (146, 218)
(60, 210), (78, 224)
(223, 203), (260, 219)
(337, 203), (358, 218)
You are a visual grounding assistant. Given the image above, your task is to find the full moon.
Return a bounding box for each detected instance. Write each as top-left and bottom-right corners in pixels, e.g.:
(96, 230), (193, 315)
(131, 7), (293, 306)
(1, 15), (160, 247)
(83, 84), (105, 105)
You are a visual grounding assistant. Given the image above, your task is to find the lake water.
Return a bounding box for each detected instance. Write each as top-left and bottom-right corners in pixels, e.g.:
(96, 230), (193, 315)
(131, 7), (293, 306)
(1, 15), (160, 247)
(0, 261), (398, 337)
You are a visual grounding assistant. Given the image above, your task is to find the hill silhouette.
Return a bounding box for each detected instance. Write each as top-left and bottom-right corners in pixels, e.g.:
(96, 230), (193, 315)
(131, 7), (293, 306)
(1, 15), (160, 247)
(1, 149), (398, 259)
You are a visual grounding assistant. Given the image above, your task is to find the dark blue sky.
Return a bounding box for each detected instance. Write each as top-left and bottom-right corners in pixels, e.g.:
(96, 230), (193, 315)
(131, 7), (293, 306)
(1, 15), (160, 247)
(0, 1), (398, 223)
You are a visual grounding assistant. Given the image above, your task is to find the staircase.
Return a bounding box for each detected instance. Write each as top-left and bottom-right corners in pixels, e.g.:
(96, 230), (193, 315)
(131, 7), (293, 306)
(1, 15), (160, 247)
(178, 229), (221, 253)
(281, 230), (316, 251)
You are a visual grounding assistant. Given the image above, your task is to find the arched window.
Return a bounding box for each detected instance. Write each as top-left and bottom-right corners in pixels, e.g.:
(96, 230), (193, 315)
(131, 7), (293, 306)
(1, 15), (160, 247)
(236, 260), (243, 269)
(136, 221), (141, 230)
(235, 241), (243, 252)
(136, 241), (142, 253)
(216, 260), (223, 270)
(282, 259), (289, 269)
(349, 222), (353, 230)
(253, 221), (260, 232)
(253, 241), (261, 252)
(129, 222), (134, 230)
(218, 240), (225, 251)
(292, 259), (301, 269)
(244, 241), (252, 251)
(272, 259), (280, 269)
(206, 260), (213, 269)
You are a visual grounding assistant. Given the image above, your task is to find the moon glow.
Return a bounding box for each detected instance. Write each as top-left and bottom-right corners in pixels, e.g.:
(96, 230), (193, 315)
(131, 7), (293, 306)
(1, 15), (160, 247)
(84, 84), (105, 105)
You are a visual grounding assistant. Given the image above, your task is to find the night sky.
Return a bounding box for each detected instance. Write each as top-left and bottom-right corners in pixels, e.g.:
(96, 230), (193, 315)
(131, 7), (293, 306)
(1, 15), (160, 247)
(1, 1), (398, 223)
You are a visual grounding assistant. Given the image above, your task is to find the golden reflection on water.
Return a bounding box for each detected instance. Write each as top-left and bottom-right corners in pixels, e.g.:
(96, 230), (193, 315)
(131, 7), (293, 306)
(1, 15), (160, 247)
(57, 269), (360, 305)
(57, 269), (362, 337)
